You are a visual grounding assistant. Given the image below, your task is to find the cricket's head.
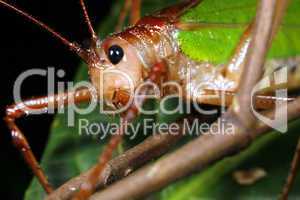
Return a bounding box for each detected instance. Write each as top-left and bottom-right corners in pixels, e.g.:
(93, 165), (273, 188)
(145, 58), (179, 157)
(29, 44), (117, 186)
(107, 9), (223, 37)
(88, 36), (144, 108)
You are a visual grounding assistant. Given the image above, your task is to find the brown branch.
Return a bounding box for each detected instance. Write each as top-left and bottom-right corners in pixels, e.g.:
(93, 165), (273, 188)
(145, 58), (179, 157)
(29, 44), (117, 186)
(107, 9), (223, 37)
(46, 124), (185, 200)
(235, 0), (287, 126)
(88, 0), (295, 199)
(90, 97), (300, 200)
(46, 114), (217, 200)
(280, 137), (300, 200)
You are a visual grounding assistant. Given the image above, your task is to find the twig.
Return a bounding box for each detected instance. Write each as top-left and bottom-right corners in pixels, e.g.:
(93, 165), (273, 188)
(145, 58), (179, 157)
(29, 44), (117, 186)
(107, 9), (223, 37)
(235, 0), (287, 126)
(46, 124), (185, 200)
(90, 97), (300, 200)
(280, 137), (300, 200)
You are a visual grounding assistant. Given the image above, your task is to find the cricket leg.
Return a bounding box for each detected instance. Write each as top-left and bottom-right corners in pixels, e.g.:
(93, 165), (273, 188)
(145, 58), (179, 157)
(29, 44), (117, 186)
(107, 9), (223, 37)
(222, 23), (253, 87)
(197, 22), (296, 109)
(280, 137), (300, 200)
(178, 23), (253, 108)
(4, 88), (94, 194)
(115, 0), (142, 32)
(130, 0), (141, 25)
(115, 0), (132, 32)
(222, 22), (300, 92)
(72, 61), (167, 200)
(71, 105), (138, 200)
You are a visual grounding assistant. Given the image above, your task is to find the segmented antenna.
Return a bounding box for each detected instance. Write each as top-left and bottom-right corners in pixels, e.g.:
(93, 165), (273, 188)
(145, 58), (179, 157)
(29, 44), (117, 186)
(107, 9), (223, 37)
(0, 1), (88, 56)
(79, 0), (100, 46)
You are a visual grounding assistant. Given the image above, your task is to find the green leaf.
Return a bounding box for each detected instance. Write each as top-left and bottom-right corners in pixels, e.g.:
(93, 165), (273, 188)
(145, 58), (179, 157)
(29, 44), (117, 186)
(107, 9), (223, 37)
(178, 0), (300, 64)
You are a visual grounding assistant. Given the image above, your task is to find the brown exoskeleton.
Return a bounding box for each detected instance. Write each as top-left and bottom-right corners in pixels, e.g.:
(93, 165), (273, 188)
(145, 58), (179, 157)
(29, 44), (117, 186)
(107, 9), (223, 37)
(1, 0), (300, 199)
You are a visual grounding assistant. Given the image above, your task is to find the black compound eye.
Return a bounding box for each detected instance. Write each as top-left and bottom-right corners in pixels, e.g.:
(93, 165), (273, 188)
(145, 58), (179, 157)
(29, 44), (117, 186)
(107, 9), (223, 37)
(108, 45), (124, 65)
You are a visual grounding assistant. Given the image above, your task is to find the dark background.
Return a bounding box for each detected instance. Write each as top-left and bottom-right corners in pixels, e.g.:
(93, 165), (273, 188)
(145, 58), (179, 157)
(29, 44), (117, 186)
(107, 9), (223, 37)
(0, 0), (111, 199)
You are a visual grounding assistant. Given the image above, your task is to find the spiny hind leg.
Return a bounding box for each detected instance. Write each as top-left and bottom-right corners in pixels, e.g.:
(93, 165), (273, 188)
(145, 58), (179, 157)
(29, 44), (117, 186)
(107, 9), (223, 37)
(4, 88), (93, 194)
(280, 137), (300, 200)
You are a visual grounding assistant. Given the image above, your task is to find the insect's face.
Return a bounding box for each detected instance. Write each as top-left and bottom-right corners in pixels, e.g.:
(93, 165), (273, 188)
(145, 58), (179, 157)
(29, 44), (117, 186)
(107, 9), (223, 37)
(89, 37), (143, 108)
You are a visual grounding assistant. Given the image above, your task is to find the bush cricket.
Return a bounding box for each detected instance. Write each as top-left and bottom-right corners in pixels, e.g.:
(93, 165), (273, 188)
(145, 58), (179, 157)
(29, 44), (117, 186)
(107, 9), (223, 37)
(1, 0), (300, 199)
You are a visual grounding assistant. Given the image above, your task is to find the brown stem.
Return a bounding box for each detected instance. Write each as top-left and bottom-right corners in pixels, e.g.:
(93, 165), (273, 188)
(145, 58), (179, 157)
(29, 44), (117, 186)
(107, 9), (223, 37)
(235, 0), (287, 127)
(46, 112), (217, 200)
(46, 124), (185, 200)
(280, 137), (300, 200)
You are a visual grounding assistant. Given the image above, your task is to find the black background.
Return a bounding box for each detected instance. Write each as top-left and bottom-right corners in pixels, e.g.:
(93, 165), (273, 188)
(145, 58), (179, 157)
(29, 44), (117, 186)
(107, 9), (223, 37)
(0, 0), (111, 199)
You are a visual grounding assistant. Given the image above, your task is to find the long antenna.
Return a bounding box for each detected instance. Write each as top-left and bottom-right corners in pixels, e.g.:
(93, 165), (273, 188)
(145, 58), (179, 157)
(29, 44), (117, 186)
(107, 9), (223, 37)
(79, 0), (100, 46)
(0, 0), (88, 60)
